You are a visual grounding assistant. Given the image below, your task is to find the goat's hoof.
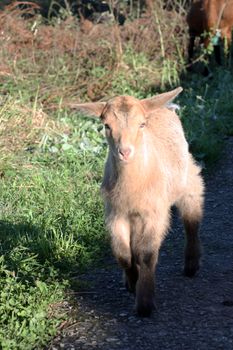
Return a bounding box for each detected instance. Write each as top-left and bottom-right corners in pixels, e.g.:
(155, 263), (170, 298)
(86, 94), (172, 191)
(125, 280), (136, 294)
(184, 267), (197, 277)
(184, 263), (199, 278)
(136, 299), (156, 318)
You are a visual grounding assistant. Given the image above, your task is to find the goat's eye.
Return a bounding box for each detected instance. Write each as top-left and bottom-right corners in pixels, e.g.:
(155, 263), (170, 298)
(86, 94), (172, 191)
(140, 122), (146, 129)
(104, 124), (111, 131)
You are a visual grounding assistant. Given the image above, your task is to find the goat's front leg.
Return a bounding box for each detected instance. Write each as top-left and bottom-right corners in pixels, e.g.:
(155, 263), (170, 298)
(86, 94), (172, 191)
(135, 246), (158, 317)
(123, 255), (138, 294)
(108, 216), (138, 293)
(133, 214), (169, 317)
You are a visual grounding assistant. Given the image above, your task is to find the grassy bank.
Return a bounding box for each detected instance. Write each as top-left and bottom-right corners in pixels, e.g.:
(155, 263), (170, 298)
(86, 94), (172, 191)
(0, 3), (233, 349)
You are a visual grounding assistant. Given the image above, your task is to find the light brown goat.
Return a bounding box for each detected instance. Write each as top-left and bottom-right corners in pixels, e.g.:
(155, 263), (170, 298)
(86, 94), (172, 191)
(74, 87), (204, 317)
(187, 0), (233, 65)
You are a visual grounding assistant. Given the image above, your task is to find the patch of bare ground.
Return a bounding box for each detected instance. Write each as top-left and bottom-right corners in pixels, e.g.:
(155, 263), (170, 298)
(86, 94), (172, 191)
(48, 137), (233, 350)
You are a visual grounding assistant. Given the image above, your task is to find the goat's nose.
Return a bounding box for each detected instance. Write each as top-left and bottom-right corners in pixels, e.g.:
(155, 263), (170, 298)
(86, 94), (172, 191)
(118, 146), (133, 160)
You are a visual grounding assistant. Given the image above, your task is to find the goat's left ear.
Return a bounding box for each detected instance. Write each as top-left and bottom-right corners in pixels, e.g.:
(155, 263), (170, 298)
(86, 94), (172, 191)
(141, 87), (183, 112)
(69, 102), (106, 118)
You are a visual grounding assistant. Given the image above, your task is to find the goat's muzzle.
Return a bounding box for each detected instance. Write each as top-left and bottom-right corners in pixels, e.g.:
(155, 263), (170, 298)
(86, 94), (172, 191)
(118, 146), (134, 162)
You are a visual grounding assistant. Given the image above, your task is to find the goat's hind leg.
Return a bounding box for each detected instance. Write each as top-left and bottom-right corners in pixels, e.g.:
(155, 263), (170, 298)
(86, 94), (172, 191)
(177, 161), (204, 277)
(183, 219), (202, 277)
(188, 34), (195, 66)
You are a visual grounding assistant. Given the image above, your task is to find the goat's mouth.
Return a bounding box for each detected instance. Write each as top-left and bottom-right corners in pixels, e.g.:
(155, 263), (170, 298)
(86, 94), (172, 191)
(118, 156), (131, 163)
(112, 152), (133, 163)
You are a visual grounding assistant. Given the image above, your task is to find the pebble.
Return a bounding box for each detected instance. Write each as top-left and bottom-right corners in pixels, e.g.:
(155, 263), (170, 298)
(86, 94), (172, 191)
(106, 337), (119, 342)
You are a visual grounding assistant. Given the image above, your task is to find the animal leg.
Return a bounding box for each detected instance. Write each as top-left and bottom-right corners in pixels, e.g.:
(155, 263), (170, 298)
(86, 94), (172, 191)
(214, 45), (221, 65)
(123, 255), (138, 294)
(135, 247), (158, 317)
(108, 216), (138, 292)
(177, 160), (204, 277)
(188, 34), (195, 64)
(133, 213), (169, 317)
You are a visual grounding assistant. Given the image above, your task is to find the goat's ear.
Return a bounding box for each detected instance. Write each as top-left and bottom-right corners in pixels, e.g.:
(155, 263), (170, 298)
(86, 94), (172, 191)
(141, 87), (183, 112)
(69, 102), (106, 118)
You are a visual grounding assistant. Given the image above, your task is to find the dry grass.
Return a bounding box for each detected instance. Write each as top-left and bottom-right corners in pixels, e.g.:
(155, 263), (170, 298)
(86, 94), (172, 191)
(0, 1), (189, 159)
(0, 99), (68, 156)
(0, 1), (188, 102)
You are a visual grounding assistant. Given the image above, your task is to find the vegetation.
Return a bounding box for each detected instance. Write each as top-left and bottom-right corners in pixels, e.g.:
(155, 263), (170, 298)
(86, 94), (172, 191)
(0, 1), (233, 348)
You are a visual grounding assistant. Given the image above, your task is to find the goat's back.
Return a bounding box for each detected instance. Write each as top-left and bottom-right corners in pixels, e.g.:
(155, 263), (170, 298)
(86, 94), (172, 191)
(205, 0), (233, 28)
(188, 0), (233, 35)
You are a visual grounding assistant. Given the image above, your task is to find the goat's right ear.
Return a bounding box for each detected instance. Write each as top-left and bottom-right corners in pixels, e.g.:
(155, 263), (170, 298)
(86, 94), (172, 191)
(69, 102), (106, 118)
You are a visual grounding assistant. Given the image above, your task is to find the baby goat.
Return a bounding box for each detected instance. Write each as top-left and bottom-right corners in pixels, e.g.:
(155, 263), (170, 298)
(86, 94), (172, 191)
(187, 0), (233, 65)
(73, 87), (204, 317)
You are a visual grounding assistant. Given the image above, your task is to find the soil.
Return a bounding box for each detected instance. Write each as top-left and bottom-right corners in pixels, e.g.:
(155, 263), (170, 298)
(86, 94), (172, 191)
(49, 137), (233, 350)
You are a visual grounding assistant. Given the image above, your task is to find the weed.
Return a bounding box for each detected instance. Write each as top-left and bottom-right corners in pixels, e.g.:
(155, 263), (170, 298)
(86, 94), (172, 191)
(0, 255), (67, 350)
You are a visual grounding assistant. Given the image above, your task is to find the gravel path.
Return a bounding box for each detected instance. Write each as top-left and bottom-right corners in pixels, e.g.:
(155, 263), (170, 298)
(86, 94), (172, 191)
(49, 138), (233, 350)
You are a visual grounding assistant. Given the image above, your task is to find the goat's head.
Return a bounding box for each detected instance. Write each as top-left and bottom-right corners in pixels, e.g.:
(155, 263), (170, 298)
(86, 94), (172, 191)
(101, 95), (148, 162)
(71, 87), (182, 163)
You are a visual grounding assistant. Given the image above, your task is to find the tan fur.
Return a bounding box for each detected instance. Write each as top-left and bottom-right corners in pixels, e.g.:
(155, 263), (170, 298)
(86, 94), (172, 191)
(187, 0), (233, 64)
(73, 87), (204, 317)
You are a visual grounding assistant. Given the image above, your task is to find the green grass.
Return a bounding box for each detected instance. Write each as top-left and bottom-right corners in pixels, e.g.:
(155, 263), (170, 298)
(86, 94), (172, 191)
(0, 6), (233, 349)
(0, 100), (107, 349)
(179, 68), (233, 165)
(0, 256), (66, 350)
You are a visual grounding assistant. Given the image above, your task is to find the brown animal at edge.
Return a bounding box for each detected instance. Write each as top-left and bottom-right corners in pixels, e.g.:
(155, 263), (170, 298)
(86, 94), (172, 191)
(72, 87), (204, 317)
(187, 0), (233, 66)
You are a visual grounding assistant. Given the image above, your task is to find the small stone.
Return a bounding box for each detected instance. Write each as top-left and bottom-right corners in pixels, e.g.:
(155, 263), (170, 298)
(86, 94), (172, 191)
(106, 337), (118, 342)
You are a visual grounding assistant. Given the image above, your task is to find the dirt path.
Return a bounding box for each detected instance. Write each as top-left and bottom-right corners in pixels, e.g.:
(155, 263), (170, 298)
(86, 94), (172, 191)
(50, 138), (233, 350)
